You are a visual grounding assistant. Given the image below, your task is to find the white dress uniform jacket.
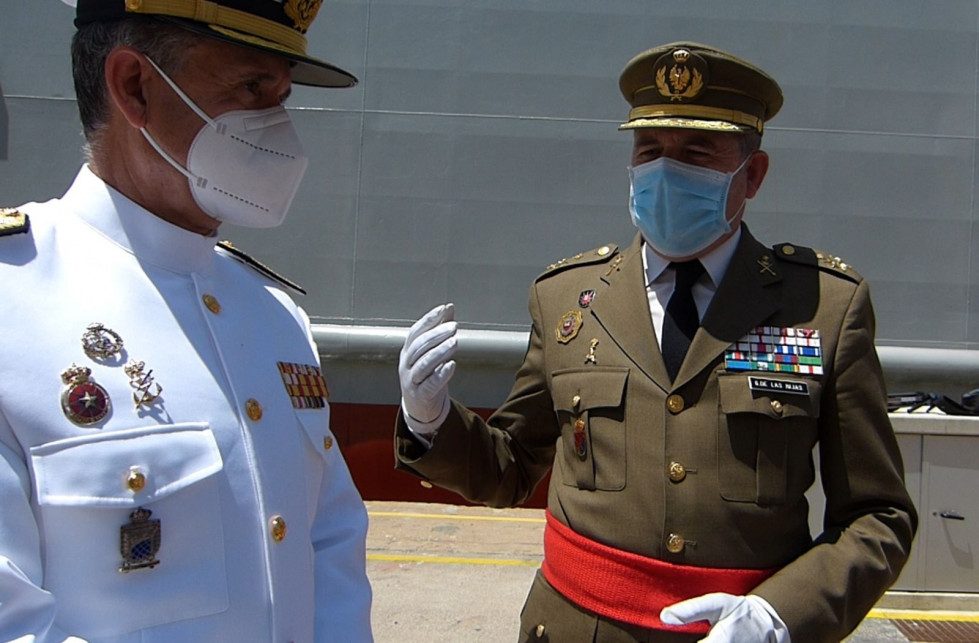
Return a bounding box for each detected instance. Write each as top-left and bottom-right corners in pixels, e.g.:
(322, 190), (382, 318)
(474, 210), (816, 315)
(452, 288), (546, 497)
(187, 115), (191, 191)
(0, 166), (373, 643)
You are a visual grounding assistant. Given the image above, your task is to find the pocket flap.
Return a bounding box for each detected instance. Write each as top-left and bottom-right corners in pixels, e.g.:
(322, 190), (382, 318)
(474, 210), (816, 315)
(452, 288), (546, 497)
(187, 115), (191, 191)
(718, 374), (821, 419)
(551, 367), (629, 413)
(295, 406), (333, 460)
(30, 423), (222, 507)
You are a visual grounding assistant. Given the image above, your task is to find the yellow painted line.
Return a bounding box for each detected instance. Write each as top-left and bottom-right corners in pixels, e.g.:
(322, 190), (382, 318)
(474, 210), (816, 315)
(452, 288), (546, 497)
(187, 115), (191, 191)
(368, 553), (979, 623)
(867, 608), (979, 622)
(368, 553), (540, 567)
(368, 510), (545, 524)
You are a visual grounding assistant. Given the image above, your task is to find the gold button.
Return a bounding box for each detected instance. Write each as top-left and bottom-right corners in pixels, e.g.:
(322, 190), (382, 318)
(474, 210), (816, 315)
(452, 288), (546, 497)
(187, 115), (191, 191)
(245, 398), (263, 421)
(270, 515), (287, 542)
(572, 394), (581, 409)
(323, 436), (334, 450)
(202, 294), (221, 314)
(771, 400), (784, 416)
(781, 244), (796, 256)
(535, 623), (546, 638)
(667, 394), (685, 414)
(597, 245), (611, 256)
(126, 469), (146, 493)
(666, 533), (685, 553)
(669, 461), (687, 482)
(420, 480), (433, 489)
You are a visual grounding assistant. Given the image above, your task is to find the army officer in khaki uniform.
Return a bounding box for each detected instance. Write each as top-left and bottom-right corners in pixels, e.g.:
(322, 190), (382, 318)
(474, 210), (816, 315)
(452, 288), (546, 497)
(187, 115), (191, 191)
(394, 42), (916, 642)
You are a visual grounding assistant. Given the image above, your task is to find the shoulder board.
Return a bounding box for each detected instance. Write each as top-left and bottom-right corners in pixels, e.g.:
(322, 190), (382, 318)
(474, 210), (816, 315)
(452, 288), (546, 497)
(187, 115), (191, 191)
(217, 240), (306, 295)
(773, 242), (861, 283)
(0, 208), (30, 237)
(536, 244), (619, 282)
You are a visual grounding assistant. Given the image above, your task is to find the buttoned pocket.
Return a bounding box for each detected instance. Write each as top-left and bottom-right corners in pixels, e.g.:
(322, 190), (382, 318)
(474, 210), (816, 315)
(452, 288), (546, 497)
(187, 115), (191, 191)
(551, 367), (629, 491)
(29, 423), (229, 637)
(717, 374), (821, 505)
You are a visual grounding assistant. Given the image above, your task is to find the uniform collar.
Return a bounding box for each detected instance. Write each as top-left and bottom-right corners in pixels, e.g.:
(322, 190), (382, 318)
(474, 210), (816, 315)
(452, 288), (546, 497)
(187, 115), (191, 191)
(64, 165), (219, 274)
(642, 226), (742, 287)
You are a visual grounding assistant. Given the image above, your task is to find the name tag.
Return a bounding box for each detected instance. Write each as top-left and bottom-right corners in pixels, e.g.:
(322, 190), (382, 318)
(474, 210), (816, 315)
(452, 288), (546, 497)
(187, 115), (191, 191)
(748, 376), (809, 396)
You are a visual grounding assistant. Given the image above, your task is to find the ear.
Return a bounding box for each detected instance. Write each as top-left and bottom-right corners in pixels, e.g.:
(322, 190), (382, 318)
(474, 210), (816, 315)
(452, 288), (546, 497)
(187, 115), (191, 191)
(744, 150), (769, 199)
(104, 47), (152, 129)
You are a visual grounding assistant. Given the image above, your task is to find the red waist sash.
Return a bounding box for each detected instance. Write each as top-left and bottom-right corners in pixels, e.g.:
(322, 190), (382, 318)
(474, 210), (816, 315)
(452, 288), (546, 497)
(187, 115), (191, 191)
(541, 510), (777, 634)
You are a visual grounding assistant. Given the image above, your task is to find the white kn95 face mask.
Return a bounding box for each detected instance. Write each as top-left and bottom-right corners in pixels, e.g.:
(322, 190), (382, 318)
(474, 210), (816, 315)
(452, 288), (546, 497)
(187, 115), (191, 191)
(139, 56), (309, 228)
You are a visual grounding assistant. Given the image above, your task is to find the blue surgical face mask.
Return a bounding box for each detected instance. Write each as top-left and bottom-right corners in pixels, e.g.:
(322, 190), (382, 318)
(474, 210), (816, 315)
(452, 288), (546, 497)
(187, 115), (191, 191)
(628, 155), (749, 259)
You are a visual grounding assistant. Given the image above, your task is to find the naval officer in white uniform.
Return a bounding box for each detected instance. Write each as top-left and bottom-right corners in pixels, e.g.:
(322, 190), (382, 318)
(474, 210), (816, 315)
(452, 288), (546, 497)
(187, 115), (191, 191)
(0, 1), (372, 641)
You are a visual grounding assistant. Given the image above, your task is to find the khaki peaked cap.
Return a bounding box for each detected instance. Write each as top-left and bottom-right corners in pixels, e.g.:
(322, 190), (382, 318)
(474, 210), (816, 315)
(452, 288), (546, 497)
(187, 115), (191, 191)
(619, 41), (782, 134)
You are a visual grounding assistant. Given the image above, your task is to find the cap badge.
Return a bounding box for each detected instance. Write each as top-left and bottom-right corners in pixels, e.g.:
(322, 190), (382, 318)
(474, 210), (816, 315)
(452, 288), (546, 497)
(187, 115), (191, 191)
(61, 364), (111, 426)
(119, 507), (161, 572)
(655, 49), (706, 102)
(556, 310), (583, 344)
(284, 0), (323, 33)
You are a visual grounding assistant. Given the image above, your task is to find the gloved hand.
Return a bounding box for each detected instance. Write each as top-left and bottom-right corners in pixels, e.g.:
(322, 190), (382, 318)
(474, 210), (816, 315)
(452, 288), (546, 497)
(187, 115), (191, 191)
(660, 593), (790, 643)
(399, 303), (458, 436)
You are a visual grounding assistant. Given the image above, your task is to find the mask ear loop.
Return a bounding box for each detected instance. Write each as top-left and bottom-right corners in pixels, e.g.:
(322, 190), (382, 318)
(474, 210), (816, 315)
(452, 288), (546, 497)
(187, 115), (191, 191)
(143, 56), (218, 130)
(138, 55), (212, 187)
(722, 153), (755, 227)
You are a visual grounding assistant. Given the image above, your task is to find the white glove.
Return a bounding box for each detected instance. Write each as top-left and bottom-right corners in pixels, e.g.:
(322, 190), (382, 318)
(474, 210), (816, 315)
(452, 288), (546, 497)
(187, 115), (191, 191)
(660, 593), (790, 643)
(399, 303), (458, 436)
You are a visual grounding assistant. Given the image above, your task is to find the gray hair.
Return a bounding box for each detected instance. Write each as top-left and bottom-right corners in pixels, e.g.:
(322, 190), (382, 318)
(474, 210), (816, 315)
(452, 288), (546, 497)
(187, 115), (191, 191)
(71, 18), (202, 150)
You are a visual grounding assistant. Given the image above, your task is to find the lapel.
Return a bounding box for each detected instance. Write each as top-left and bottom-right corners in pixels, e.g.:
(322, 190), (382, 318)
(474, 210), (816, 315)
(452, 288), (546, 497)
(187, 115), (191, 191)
(673, 227), (783, 388)
(589, 234), (671, 391)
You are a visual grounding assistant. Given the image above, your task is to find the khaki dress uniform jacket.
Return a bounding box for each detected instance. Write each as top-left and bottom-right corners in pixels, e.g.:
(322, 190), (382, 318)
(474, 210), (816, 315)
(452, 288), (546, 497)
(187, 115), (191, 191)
(396, 229), (916, 642)
(0, 167), (372, 643)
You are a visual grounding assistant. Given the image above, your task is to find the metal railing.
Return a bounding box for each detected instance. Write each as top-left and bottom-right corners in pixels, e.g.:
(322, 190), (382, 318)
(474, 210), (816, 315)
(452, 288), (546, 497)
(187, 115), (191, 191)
(313, 323), (979, 395)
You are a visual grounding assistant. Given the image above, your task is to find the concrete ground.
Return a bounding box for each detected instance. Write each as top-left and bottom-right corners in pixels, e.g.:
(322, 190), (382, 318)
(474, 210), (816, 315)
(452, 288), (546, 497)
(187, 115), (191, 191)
(365, 501), (969, 643)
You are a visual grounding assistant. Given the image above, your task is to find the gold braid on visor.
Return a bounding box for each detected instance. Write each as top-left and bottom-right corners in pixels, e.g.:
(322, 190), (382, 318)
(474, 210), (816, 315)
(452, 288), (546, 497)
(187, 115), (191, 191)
(622, 104), (763, 133)
(123, 0), (308, 54)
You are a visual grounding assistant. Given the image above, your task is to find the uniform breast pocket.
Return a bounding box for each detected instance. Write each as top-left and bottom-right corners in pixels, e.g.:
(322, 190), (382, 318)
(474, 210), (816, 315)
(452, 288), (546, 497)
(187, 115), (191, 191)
(717, 374), (821, 505)
(29, 423), (229, 638)
(551, 367), (629, 491)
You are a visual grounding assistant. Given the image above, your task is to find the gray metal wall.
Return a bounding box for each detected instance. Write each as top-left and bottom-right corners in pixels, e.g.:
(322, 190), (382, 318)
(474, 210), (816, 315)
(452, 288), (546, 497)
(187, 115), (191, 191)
(3, 1), (979, 403)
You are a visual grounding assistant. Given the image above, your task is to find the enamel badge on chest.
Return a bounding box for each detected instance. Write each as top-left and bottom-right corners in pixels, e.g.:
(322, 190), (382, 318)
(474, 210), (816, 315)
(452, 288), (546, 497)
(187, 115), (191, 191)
(61, 364), (111, 426)
(556, 310), (583, 344)
(119, 507), (161, 572)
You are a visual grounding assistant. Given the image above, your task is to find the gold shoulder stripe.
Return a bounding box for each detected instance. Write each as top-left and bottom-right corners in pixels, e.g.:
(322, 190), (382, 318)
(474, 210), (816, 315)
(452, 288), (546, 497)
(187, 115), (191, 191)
(217, 240), (306, 295)
(0, 208), (30, 237)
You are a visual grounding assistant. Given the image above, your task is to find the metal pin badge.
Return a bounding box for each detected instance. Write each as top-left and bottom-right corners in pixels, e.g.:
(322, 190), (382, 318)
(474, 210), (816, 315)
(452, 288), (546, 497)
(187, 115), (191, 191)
(61, 364), (111, 426)
(757, 255), (776, 276)
(585, 338), (599, 364)
(81, 323), (124, 361)
(556, 310), (583, 344)
(573, 418), (588, 460)
(124, 360), (163, 409)
(578, 289), (596, 308)
(119, 507), (161, 572)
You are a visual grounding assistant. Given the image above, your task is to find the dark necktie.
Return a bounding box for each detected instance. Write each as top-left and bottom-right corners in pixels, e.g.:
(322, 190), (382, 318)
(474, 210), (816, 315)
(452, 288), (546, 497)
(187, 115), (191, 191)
(661, 260), (705, 382)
